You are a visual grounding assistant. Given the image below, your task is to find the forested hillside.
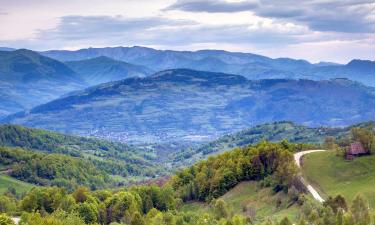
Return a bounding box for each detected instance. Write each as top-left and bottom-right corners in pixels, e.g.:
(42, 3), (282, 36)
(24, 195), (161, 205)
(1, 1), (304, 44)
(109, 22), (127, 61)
(0, 140), (373, 225)
(173, 121), (375, 165)
(0, 125), (165, 188)
(0, 146), (110, 190)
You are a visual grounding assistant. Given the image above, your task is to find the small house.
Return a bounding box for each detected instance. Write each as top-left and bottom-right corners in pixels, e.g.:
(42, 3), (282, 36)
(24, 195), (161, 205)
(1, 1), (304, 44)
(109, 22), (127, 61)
(346, 142), (368, 160)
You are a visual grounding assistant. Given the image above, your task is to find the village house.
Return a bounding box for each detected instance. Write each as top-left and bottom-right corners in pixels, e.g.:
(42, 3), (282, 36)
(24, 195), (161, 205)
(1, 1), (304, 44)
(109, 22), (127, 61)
(346, 142), (369, 160)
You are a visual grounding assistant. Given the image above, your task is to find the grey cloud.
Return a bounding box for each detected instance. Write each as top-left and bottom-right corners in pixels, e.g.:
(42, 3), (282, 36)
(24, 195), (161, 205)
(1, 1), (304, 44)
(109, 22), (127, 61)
(33, 15), (301, 48)
(38, 15), (195, 40)
(166, 0), (375, 33)
(165, 0), (258, 12)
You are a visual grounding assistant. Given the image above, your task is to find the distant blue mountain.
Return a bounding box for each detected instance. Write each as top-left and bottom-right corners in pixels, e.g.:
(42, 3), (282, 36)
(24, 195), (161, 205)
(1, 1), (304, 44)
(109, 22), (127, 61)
(42, 46), (375, 86)
(65, 56), (154, 86)
(0, 49), (85, 117)
(3, 69), (375, 143)
(0, 47), (15, 51)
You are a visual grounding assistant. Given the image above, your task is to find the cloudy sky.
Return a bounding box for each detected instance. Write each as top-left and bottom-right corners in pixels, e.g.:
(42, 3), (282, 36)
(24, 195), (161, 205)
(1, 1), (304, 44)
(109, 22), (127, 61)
(0, 0), (374, 63)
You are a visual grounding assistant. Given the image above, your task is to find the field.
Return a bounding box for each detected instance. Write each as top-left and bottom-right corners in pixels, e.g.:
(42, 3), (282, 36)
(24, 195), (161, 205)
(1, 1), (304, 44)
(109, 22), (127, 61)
(0, 174), (35, 194)
(302, 151), (375, 206)
(180, 181), (300, 223)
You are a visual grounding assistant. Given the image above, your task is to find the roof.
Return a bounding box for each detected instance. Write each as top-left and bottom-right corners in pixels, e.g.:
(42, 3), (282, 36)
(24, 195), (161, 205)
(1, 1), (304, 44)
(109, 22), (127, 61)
(348, 142), (367, 155)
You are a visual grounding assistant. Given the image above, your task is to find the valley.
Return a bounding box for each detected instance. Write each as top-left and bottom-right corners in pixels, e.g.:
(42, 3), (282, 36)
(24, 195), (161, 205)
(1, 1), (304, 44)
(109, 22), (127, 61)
(2, 69), (375, 144)
(0, 46), (374, 225)
(1, 1), (375, 224)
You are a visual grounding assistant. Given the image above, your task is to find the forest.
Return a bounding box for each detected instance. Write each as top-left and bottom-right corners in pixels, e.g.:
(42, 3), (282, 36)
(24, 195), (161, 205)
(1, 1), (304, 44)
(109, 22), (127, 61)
(0, 128), (374, 225)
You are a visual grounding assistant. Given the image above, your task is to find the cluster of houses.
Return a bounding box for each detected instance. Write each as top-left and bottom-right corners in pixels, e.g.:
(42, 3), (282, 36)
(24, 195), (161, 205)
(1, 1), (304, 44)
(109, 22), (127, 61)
(345, 142), (369, 160)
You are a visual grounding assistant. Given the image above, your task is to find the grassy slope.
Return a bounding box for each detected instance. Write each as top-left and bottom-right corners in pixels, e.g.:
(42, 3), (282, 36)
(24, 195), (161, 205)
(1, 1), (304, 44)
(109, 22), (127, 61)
(180, 181), (300, 223)
(302, 151), (375, 206)
(0, 174), (35, 194)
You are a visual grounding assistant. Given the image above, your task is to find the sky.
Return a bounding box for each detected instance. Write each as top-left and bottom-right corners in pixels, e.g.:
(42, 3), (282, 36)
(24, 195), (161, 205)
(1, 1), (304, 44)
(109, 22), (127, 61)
(0, 0), (374, 63)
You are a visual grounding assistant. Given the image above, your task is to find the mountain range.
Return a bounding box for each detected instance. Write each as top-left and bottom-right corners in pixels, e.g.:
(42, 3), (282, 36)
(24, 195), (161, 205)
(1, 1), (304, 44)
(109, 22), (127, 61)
(0, 49), (155, 117)
(65, 56), (153, 86)
(42, 46), (375, 86)
(3, 69), (375, 143)
(0, 49), (84, 118)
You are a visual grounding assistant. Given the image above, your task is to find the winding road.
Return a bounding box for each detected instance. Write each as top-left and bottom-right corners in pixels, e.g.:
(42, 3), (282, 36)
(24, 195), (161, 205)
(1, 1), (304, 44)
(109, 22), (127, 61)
(294, 150), (326, 203)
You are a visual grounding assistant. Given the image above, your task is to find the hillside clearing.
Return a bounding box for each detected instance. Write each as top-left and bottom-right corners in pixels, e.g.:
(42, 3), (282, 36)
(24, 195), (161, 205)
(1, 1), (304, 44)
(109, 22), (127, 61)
(180, 181), (300, 223)
(0, 174), (35, 194)
(302, 151), (375, 206)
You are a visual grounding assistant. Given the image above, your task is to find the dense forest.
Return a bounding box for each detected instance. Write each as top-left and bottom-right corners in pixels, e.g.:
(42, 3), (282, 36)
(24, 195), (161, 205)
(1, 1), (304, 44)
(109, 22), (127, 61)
(0, 125), (164, 178)
(0, 140), (373, 225)
(0, 141), (303, 224)
(0, 126), (374, 224)
(0, 147), (111, 190)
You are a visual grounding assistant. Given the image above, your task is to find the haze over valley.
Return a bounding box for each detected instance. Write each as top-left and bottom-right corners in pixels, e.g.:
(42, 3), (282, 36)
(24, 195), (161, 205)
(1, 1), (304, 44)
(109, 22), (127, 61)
(0, 1), (375, 225)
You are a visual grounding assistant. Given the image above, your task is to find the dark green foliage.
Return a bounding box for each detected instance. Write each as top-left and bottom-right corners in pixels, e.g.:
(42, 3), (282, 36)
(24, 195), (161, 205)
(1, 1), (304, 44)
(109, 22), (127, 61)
(175, 121), (375, 164)
(0, 147), (110, 190)
(0, 125), (162, 177)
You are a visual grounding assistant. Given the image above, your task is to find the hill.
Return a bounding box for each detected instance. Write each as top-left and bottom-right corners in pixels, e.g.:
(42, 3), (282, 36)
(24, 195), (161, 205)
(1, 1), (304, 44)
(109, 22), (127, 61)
(181, 181), (301, 223)
(176, 121), (375, 161)
(3, 69), (375, 144)
(0, 125), (163, 181)
(0, 146), (111, 190)
(3, 70), (375, 142)
(42, 46), (375, 86)
(65, 56), (153, 86)
(302, 151), (375, 207)
(0, 49), (85, 118)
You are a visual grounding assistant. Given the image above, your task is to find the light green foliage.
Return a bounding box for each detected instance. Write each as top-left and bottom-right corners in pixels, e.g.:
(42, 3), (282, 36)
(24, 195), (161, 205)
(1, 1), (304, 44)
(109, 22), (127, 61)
(172, 141), (298, 202)
(0, 175), (34, 195)
(0, 196), (17, 214)
(0, 214), (14, 225)
(20, 210), (86, 225)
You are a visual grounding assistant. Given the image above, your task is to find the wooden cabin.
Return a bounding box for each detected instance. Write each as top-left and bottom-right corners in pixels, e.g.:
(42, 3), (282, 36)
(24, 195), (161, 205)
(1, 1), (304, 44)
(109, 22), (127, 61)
(346, 142), (368, 160)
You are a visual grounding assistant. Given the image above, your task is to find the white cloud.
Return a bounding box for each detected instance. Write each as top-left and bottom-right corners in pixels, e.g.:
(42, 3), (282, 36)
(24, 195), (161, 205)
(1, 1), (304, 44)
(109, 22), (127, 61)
(0, 0), (374, 63)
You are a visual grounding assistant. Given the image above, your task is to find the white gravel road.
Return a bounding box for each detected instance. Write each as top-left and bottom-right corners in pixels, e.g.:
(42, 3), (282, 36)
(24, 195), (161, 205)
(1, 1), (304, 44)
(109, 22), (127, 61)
(12, 217), (20, 224)
(294, 150), (326, 203)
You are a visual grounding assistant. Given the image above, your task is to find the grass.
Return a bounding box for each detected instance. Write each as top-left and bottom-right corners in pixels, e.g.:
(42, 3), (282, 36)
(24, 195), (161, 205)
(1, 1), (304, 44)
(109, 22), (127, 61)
(0, 174), (35, 194)
(180, 181), (300, 223)
(302, 151), (375, 207)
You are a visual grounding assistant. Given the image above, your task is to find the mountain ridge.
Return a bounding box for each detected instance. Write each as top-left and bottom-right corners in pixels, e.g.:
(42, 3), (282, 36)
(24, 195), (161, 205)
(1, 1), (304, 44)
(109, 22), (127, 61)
(41, 46), (375, 86)
(3, 69), (375, 144)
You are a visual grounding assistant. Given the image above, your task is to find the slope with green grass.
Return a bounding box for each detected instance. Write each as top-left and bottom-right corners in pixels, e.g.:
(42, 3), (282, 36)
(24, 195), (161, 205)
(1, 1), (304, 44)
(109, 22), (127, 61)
(302, 151), (375, 206)
(0, 174), (35, 194)
(181, 181), (300, 223)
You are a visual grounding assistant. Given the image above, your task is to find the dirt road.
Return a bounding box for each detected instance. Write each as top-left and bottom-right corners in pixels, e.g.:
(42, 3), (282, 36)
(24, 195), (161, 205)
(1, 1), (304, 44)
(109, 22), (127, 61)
(294, 150), (326, 203)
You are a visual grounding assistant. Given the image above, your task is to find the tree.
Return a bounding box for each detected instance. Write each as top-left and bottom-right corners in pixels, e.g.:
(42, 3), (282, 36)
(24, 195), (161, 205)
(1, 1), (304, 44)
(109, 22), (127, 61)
(351, 128), (375, 154)
(278, 217), (292, 225)
(324, 195), (348, 213)
(75, 202), (98, 224)
(0, 214), (14, 225)
(351, 195), (370, 225)
(213, 199), (230, 220)
(130, 212), (145, 225)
